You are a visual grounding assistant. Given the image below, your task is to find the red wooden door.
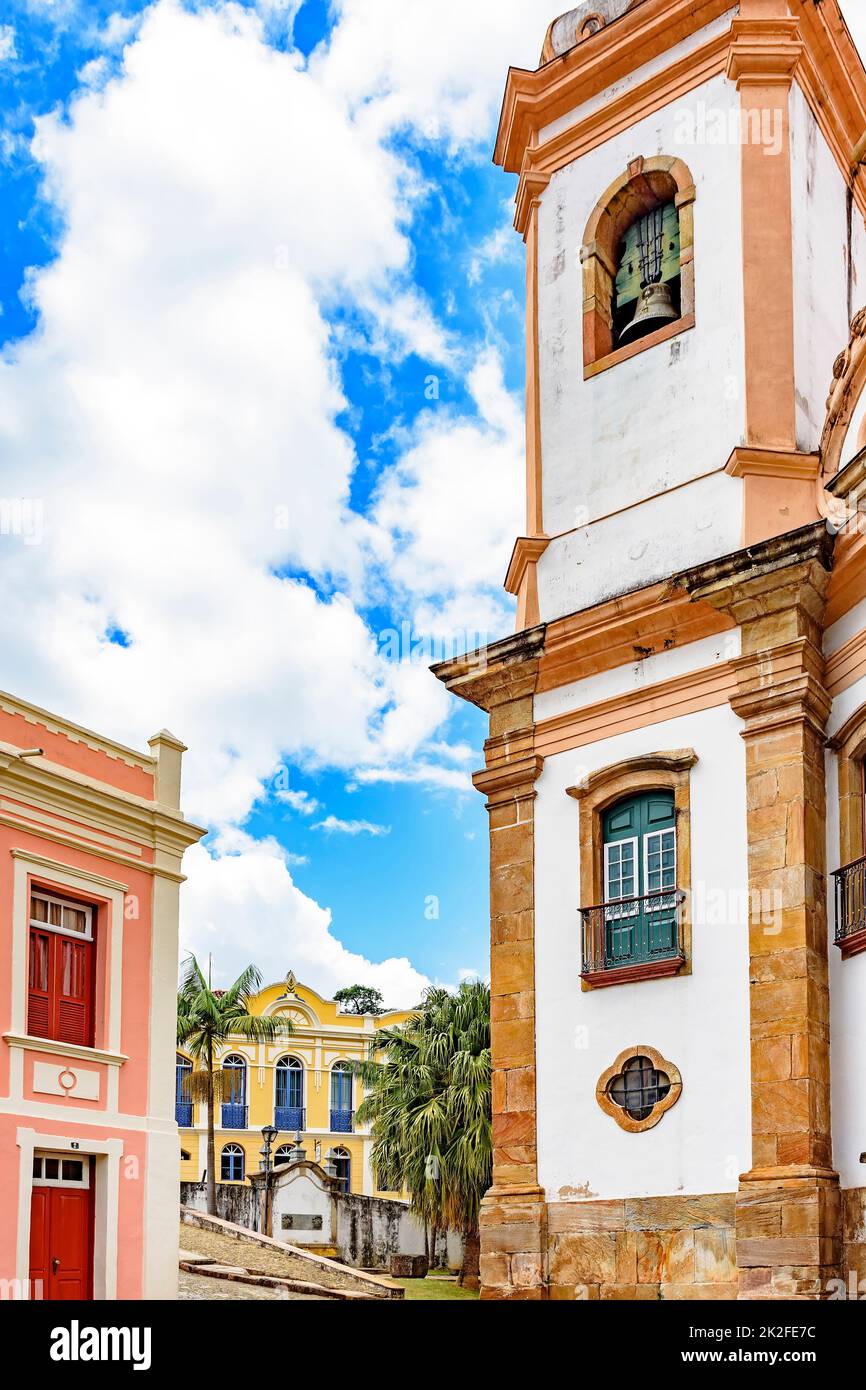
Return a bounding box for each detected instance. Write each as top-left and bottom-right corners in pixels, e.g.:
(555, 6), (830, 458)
(29, 1184), (93, 1300)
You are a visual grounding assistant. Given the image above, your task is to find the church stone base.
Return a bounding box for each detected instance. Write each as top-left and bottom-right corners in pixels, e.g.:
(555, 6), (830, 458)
(735, 1170), (842, 1300)
(480, 1186), (866, 1299)
(546, 1194), (738, 1301)
(479, 1187), (548, 1300)
(843, 1188), (866, 1294)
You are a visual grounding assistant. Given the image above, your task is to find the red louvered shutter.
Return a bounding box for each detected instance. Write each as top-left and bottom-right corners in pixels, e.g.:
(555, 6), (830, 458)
(27, 925), (94, 1047)
(27, 929), (52, 1039)
(56, 936), (93, 1046)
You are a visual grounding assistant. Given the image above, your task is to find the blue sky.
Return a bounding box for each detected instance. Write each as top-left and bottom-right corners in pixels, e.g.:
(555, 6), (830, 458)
(0, 0), (560, 1003)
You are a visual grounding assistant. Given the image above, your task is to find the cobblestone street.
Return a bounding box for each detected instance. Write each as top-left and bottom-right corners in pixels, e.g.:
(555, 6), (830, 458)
(179, 1268), (327, 1300)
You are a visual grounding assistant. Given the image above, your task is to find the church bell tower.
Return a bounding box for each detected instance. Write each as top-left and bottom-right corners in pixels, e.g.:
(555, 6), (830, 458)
(436, 0), (866, 1302)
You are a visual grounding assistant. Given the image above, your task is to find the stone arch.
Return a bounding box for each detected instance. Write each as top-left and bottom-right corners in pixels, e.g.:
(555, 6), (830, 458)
(567, 750), (697, 985)
(580, 154), (697, 371)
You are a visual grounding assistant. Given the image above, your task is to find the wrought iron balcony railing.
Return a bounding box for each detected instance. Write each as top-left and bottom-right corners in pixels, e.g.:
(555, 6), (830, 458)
(221, 1103), (248, 1130)
(579, 889), (687, 987)
(330, 1108), (354, 1133)
(274, 1106), (305, 1133)
(175, 1101), (193, 1128)
(833, 856), (866, 957)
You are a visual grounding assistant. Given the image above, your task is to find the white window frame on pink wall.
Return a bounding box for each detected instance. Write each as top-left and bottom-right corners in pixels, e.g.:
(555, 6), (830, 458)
(5, 850), (127, 1111)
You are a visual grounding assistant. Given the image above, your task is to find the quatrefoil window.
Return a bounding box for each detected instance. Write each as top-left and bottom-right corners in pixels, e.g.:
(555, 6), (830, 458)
(597, 1046), (682, 1133)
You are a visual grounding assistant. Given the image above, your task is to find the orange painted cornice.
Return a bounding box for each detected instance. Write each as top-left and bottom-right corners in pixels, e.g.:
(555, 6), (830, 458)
(726, 15), (802, 86)
(796, 0), (866, 208)
(494, 0), (733, 174)
(725, 447), (820, 481)
(538, 578), (734, 693)
(496, 0), (866, 230)
(504, 536), (549, 596)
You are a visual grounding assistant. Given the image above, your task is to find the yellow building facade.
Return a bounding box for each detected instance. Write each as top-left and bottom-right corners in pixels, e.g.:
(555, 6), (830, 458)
(177, 973), (411, 1197)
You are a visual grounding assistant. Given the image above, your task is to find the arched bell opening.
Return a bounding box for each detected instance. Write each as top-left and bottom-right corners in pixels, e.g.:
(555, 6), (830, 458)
(581, 155), (696, 372)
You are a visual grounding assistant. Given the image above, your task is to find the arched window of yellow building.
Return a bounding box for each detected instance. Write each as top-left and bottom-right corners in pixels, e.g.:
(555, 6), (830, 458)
(331, 1146), (350, 1194)
(220, 1143), (244, 1182)
(330, 1062), (353, 1133)
(275, 1056), (304, 1132)
(221, 1054), (247, 1130)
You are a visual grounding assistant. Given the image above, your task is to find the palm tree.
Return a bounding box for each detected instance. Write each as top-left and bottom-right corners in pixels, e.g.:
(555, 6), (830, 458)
(354, 979), (491, 1287)
(176, 956), (294, 1216)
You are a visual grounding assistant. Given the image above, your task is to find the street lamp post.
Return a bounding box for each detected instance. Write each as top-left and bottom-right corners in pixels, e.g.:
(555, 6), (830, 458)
(260, 1124), (278, 1237)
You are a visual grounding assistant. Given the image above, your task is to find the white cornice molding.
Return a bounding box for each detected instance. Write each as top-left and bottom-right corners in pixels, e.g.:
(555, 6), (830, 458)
(10, 848), (129, 892)
(0, 758), (206, 856)
(3, 1033), (129, 1068)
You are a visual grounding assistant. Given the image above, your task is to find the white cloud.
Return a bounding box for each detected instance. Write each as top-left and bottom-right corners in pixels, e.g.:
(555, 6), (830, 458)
(0, 25), (16, 62)
(180, 835), (428, 1006)
(0, 0), (457, 832)
(313, 815), (391, 836)
(351, 763), (473, 793)
(371, 346), (522, 642)
(316, 0), (557, 150)
(0, 0), (534, 994)
(98, 12), (143, 48)
(277, 789), (321, 816)
(468, 217), (518, 285)
(76, 55), (110, 87)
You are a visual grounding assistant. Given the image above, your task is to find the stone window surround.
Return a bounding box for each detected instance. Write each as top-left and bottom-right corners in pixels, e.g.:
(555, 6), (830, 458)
(597, 1044), (683, 1134)
(828, 704), (866, 959)
(580, 154), (697, 379)
(567, 749), (697, 989)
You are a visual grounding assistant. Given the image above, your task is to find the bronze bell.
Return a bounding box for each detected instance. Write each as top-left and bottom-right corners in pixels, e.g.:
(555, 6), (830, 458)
(619, 281), (678, 345)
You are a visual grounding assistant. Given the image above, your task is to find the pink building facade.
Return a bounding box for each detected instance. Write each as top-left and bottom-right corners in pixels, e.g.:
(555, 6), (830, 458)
(0, 692), (204, 1299)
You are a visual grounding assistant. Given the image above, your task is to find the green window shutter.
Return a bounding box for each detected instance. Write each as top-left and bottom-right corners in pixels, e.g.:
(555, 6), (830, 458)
(602, 791), (677, 967)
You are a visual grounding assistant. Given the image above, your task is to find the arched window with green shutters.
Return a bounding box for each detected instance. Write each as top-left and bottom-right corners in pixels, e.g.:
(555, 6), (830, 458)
(602, 791), (679, 968)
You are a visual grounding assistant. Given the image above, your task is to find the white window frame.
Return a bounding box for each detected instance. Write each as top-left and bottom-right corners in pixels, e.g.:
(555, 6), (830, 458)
(29, 889), (93, 942)
(643, 826), (678, 909)
(222, 1054), (247, 1105)
(604, 836), (639, 919)
(275, 1054), (304, 1110)
(221, 1143), (245, 1181)
(7, 854), (127, 1111)
(32, 1151), (92, 1189)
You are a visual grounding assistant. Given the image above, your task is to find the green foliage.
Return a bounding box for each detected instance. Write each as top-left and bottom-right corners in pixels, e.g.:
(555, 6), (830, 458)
(333, 984), (386, 1015)
(354, 980), (491, 1238)
(177, 956), (294, 1058)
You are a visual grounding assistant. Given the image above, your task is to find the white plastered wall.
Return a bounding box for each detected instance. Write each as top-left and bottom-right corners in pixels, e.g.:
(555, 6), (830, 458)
(790, 84), (861, 454)
(533, 644), (751, 1201)
(824, 605), (866, 1191)
(536, 68), (746, 622)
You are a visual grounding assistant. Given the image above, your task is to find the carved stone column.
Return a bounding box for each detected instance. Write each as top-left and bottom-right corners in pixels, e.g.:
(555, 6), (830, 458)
(677, 523), (842, 1299)
(433, 627), (547, 1300)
